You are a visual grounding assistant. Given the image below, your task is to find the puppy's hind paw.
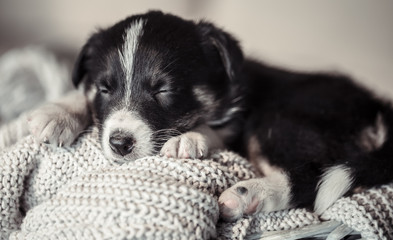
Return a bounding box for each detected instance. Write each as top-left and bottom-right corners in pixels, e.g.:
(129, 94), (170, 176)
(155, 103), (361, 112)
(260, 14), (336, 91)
(218, 182), (261, 222)
(27, 103), (83, 147)
(218, 177), (291, 222)
(160, 131), (208, 159)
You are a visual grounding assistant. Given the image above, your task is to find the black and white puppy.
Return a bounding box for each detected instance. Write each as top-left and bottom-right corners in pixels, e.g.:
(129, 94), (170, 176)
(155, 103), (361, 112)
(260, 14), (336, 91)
(28, 11), (393, 222)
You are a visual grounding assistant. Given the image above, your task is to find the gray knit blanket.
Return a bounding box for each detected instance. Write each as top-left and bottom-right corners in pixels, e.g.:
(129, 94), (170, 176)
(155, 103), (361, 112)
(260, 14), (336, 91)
(0, 128), (392, 240)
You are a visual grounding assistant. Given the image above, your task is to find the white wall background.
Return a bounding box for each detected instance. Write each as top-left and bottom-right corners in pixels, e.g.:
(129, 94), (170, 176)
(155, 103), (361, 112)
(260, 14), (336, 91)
(1, 0), (392, 97)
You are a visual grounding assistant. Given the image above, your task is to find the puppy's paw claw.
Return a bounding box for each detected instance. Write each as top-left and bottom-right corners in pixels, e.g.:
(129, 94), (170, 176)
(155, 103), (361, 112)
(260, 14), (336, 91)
(160, 132), (208, 159)
(27, 104), (81, 147)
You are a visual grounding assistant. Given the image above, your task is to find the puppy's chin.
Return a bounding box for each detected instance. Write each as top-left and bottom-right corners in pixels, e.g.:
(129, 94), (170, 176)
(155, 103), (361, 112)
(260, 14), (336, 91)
(101, 109), (154, 164)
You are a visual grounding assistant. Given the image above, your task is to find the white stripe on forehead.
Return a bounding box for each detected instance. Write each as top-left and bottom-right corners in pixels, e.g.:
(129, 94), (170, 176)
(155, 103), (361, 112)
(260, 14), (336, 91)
(118, 19), (145, 107)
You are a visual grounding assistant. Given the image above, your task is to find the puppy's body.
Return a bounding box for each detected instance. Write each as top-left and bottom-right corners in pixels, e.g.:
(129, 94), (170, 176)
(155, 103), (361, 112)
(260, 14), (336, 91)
(219, 60), (393, 220)
(27, 11), (393, 221)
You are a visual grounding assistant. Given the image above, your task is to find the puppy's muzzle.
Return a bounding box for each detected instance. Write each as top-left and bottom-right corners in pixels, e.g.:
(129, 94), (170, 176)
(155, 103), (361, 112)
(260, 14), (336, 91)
(109, 132), (135, 156)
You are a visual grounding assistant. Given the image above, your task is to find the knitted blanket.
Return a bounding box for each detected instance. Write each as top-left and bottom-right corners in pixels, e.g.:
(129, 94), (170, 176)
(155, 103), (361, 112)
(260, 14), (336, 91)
(0, 128), (392, 240)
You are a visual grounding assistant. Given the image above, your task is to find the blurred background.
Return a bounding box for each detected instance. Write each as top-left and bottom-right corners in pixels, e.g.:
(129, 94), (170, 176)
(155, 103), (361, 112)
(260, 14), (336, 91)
(0, 0), (392, 96)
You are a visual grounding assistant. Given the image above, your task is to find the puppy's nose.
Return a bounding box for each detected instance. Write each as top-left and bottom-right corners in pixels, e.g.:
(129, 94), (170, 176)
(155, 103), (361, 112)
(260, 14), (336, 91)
(109, 133), (135, 156)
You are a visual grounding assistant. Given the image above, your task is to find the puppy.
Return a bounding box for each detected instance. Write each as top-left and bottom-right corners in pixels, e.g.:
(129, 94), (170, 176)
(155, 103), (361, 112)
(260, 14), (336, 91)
(28, 11), (393, 222)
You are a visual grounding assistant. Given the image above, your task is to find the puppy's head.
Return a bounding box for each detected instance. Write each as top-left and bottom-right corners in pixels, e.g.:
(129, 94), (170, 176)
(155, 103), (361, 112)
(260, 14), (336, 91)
(72, 11), (243, 163)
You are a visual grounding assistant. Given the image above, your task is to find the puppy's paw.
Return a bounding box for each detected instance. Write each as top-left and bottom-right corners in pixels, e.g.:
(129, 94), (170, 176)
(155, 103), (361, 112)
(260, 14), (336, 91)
(27, 104), (82, 147)
(218, 177), (291, 222)
(218, 180), (262, 222)
(160, 131), (208, 159)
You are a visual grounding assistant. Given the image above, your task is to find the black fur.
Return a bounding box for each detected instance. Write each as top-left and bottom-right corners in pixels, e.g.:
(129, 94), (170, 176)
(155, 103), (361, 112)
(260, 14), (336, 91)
(239, 60), (393, 207)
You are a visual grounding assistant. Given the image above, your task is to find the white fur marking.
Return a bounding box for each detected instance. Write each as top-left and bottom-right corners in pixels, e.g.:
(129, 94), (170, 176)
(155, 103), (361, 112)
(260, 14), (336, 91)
(118, 20), (144, 107)
(102, 109), (153, 163)
(358, 113), (388, 151)
(192, 87), (215, 106)
(207, 106), (243, 126)
(314, 165), (353, 214)
(86, 85), (97, 102)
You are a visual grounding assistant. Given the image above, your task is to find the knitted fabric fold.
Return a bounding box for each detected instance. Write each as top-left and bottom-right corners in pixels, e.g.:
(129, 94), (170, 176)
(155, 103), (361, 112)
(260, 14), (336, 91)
(0, 129), (392, 239)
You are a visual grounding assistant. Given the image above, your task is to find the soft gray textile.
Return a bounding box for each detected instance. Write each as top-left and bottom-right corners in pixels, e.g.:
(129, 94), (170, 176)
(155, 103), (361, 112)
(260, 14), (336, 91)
(1, 129), (392, 240)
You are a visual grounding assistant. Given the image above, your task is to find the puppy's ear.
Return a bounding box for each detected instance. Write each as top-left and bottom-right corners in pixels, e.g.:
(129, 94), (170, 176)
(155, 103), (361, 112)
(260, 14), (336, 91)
(197, 21), (243, 82)
(72, 36), (96, 87)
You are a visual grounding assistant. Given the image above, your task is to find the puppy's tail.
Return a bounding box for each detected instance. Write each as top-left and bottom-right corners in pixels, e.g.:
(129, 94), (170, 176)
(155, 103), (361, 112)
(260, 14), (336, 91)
(315, 110), (393, 214)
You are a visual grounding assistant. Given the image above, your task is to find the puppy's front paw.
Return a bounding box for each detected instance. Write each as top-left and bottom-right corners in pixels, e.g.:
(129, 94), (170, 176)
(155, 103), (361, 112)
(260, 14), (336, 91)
(160, 132), (208, 159)
(27, 104), (82, 147)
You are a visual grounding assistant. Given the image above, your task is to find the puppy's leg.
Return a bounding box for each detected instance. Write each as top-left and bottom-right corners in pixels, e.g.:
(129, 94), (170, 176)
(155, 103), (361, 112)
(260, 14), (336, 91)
(218, 119), (326, 221)
(160, 124), (224, 159)
(218, 161), (291, 222)
(27, 89), (91, 147)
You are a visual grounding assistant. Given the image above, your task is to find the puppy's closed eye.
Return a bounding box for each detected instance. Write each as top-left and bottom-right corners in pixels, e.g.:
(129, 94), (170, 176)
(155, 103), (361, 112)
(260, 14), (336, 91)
(97, 82), (112, 95)
(99, 87), (110, 94)
(151, 79), (178, 106)
(154, 89), (170, 95)
(153, 88), (174, 106)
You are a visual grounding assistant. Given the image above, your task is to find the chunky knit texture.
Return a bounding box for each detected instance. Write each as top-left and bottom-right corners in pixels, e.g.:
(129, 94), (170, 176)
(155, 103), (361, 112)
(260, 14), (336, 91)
(0, 129), (392, 240)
